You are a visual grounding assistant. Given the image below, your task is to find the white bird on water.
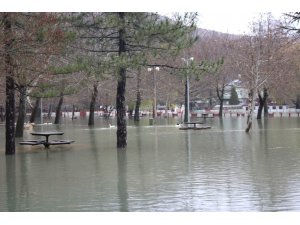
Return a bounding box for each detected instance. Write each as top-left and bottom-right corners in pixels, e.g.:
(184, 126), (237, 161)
(175, 122), (183, 127)
(24, 122), (34, 129)
(109, 124), (116, 128)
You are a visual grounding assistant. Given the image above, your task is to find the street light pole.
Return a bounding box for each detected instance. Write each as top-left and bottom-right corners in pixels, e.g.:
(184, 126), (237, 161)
(182, 57), (194, 123)
(148, 66), (160, 119)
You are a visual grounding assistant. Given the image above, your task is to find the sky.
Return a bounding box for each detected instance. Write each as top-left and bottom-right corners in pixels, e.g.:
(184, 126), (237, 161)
(197, 12), (281, 34)
(1, 0), (299, 35)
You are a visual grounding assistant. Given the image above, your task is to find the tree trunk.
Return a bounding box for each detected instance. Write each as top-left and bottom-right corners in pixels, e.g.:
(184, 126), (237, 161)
(54, 93), (64, 124)
(257, 87), (268, 120)
(128, 108), (133, 118)
(29, 97), (40, 123)
(15, 86), (26, 137)
(296, 95), (300, 109)
(245, 89), (254, 133)
(116, 12), (127, 148)
(117, 67), (127, 148)
(48, 104), (52, 119)
(209, 90), (213, 109)
(71, 104), (75, 120)
(0, 106), (4, 122)
(134, 69), (141, 121)
(134, 93), (141, 121)
(219, 98), (224, 117)
(88, 83), (98, 126)
(134, 85), (141, 121)
(184, 76), (189, 123)
(257, 92), (263, 120)
(263, 87), (269, 117)
(4, 13), (15, 155)
(216, 85), (225, 117)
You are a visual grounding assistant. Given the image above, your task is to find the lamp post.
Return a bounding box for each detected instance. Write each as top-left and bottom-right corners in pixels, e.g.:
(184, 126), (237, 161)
(148, 66), (160, 119)
(182, 57), (194, 123)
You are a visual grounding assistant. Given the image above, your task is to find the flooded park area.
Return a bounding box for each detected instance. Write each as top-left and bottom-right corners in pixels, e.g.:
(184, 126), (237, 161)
(1, 116), (300, 212)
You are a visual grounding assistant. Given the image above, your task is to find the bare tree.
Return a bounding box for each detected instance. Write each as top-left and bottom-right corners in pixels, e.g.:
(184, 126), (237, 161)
(193, 30), (237, 117)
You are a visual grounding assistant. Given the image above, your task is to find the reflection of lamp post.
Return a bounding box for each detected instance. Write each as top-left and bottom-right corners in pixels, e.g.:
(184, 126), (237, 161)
(148, 66), (160, 118)
(182, 57), (194, 123)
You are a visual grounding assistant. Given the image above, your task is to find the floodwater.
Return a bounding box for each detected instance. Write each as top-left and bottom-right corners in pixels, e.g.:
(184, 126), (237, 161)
(0, 117), (300, 212)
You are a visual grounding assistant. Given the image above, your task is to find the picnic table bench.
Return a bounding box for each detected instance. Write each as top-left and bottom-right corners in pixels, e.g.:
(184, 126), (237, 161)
(19, 131), (74, 148)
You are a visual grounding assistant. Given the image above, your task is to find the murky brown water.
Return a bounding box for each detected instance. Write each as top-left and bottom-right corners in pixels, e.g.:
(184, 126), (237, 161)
(0, 117), (300, 211)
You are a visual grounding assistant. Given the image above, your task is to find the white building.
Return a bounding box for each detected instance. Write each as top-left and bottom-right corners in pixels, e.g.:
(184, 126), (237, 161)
(223, 79), (248, 105)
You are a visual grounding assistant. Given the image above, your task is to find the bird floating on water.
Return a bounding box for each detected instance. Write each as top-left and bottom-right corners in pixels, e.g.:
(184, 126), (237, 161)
(175, 123), (183, 127)
(24, 122), (34, 129)
(109, 124), (116, 128)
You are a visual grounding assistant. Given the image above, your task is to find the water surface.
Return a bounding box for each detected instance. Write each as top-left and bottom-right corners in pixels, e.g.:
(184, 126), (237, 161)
(0, 117), (300, 211)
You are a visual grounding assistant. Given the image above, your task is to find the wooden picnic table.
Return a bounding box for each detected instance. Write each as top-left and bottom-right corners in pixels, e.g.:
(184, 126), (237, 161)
(20, 131), (74, 148)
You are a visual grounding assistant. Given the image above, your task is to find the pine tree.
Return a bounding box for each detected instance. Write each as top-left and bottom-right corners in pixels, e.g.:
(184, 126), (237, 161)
(229, 86), (239, 105)
(71, 12), (198, 148)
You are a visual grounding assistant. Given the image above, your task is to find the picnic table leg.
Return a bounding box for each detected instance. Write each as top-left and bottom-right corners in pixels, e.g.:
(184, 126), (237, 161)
(44, 143), (50, 148)
(44, 135), (50, 148)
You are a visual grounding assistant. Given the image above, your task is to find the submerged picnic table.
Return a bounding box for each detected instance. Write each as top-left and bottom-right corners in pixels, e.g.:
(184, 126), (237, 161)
(20, 131), (74, 148)
(179, 121), (211, 130)
(200, 113), (214, 119)
(184, 121), (204, 128)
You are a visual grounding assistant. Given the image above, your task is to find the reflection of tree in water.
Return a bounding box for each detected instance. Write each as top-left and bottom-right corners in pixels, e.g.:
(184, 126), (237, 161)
(184, 130), (191, 173)
(249, 118), (296, 211)
(88, 129), (100, 177)
(18, 154), (30, 210)
(117, 150), (128, 212)
(6, 156), (16, 211)
(219, 117), (224, 130)
(136, 126), (146, 194)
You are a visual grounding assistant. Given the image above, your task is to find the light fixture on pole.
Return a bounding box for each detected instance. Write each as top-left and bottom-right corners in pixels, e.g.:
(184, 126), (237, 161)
(147, 66), (160, 119)
(181, 57), (194, 123)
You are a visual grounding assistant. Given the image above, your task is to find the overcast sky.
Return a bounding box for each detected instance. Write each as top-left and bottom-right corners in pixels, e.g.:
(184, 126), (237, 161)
(197, 12), (285, 34)
(2, 0), (299, 35)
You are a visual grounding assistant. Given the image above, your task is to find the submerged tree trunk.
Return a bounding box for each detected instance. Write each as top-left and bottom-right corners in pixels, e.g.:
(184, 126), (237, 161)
(0, 106), (4, 122)
(71, 104), (75, 120)
(4, 13), (15, 155)
(216, 85), (225, 117)
(29, 97), (40, 123)
(48, 104), (52, 119)
(116, 67), (127, 148)
(116, 12), (127, 148)
(257, 87), (268, 120)
(134, 69), (141, 122)
(54, 92), (64, 124)
(88, 82), (98, 126)
(219, 98), (224, 117)
(15, 86), (26, 137)
(209, 90), (213, 110)
(257, 92), (264, 120)
(245, 89), (254, 133)
(134, 91), (141, 121)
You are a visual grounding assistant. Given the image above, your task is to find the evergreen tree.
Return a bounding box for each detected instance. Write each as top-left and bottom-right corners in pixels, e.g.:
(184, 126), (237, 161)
(71, 12), (198, 148)
(229, 86), (239, 105)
